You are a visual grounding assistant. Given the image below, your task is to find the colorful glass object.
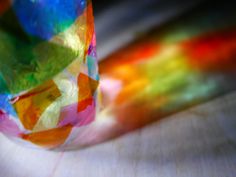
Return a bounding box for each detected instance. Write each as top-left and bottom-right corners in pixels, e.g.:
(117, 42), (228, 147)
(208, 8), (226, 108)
(0, 0), (99, 150)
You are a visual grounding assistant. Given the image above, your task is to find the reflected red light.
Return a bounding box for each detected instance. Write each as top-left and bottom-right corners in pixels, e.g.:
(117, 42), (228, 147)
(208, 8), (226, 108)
(0, 0), (11, 16)
(183, 29), (236, 72)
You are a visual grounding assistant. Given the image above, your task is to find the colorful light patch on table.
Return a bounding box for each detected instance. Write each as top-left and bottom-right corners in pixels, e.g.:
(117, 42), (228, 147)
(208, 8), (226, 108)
(99, 1), (236, 132)
(56, 1), (236, 151)
(0, 0), (99, 149)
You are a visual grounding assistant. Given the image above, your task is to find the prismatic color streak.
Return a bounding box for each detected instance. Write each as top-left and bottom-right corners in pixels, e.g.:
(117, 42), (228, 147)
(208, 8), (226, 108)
(99, 4), (236, 130)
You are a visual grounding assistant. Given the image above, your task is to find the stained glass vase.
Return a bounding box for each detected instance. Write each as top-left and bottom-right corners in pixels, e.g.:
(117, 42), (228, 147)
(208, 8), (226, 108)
(0, 0), (99, 150)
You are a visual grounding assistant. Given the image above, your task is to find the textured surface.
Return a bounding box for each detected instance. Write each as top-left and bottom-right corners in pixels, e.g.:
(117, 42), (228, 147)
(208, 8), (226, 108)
(0, 91), (236, 177)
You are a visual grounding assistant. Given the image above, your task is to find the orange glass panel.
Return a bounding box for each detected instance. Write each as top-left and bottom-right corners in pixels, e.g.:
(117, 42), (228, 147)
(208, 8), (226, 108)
(78, 73), (98, 101)
(78, 97), (93, 112)
(22, 125), (72, 148)
(13, 80), (61, 130)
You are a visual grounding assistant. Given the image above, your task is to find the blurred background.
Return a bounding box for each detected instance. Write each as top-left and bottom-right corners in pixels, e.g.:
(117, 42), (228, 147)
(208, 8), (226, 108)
(0, 0), (236, 176)
(86, 0), (236, 147)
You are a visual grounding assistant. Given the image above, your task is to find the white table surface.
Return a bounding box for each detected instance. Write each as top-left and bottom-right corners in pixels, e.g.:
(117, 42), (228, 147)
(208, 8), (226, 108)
(1, 1), (236, 176)
(1, 91), (236, 177)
